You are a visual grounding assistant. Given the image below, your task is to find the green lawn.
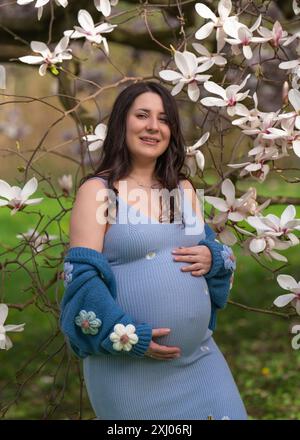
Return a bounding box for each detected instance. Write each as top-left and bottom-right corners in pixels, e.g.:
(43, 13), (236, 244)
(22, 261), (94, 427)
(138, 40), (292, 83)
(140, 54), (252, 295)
(0, 180), (299, 419)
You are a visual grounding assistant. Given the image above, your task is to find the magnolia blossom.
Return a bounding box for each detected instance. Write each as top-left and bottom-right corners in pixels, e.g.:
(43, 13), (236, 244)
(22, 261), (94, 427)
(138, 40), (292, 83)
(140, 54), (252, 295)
(274, 275), (300, 315)
(0, 304), (25, 350)
(293, 0), (300, 15)
(207, 219), (237, 245)
(279, 58), (300, 89)
(194, 0), (238, 52)
(201, 74), (250, 116)
(257, 21), (290, 48)
(17, 228), (58, 253)
(192, 43), (227, 70)
(58, 174), (73, 195)
(159, 50), (211, 102)
(263, 118), (300, 158)
(0, 177), (43, 215)
(0, 65), (6, 89)
(83, 123), (107, 151)
(232, 92), (261, 129)
(94, 0), (118, 17)
(64, 9), (117, 55)
(205, 178), (265, 223)
(247, 234), (291, 262)
(246, 205), (300, 246)
(17, 0), (68, 21)
(223, 16), (265, 60)
(228, 160), (270, 182)
(19, 36), (72, 76)
(109, 323), (139, 351)
(184, 132), (209, 176)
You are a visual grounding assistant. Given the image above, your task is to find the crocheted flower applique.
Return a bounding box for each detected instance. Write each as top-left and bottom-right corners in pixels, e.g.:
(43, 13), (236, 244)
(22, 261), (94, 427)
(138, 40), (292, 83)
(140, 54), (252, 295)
(63, 262), (73, 287)
(75, 310), (102, 335)
(221, 245), (236, 271)
(109, 323), (139, 351)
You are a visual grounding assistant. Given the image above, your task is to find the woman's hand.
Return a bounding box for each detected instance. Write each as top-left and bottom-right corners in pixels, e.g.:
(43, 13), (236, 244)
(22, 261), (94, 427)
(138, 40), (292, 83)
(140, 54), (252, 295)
(172, 245), (212, 276)
(145, 328), (181, 360)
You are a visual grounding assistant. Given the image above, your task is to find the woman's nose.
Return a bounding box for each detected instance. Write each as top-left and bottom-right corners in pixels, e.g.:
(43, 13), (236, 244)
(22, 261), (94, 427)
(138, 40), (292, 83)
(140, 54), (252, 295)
(146, 117), (159, 131)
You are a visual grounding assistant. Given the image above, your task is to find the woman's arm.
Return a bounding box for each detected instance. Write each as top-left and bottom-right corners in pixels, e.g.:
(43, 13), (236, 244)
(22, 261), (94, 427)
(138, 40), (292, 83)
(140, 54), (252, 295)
(60, 179), (152, 358)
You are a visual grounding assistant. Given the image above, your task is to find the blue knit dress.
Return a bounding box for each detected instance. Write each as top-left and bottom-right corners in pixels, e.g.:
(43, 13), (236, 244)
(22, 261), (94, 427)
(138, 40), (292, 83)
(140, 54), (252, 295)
(83, 177), (247, 420)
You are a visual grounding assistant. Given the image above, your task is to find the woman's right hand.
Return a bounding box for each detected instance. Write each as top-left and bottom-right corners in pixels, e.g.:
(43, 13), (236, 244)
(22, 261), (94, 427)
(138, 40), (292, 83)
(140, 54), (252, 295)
(145, 328), (181, 360)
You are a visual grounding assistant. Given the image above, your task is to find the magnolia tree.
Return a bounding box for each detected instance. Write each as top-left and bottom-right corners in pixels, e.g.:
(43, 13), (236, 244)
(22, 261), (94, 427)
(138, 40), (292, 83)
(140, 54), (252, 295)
(1, 0), (300, 419)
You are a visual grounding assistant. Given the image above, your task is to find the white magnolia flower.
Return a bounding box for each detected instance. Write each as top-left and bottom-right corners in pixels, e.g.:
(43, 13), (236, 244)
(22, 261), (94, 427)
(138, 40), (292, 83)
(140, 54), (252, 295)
(19, 36), (72, 76)
(205, 178), (257, 223)
(17, 228), (57, 253)
(192, 43), (227, 70)
(201, 74), (250, 116)
(159, 50), (211, 102)
(184, 132), (209, 176)
(279, 59), (300, 82)
(109, 323), (139, 351)
(83, 123), (107, 151)
(194, 0), (238, 52)
(58, 174), (73, 195)
(64, 9), (117, 55)
(293, 0), (300, 15)
(0, 65), (6, 89)
(228, 160), (270, 182)
(17, 0), (68, 21)
(263, 119), (300, 158)
(274, 274), (300, 315)
(257, 21), (289, 48)
(0, 304), (25, 350)
(94, 0), (118, 17)
(0, 177), (43, 215)
(208, 220), (237, 245)
(232, 92), (261, 128)
(246, 205), (300, 245)
(223, 16), (265, 60)
(236, 226), (291, 262)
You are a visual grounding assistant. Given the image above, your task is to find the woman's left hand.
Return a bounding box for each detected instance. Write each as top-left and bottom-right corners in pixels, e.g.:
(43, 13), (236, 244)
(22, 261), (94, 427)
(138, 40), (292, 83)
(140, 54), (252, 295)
(172, 245), (212, 276)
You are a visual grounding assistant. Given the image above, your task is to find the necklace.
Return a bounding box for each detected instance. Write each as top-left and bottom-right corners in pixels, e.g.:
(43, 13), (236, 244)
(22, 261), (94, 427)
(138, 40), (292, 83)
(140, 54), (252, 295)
(128, 174), (161, 189)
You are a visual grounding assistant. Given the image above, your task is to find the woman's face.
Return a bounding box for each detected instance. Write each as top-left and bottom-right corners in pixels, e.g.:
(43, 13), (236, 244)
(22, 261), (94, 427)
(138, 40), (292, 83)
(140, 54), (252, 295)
(125, 92), (171, 163)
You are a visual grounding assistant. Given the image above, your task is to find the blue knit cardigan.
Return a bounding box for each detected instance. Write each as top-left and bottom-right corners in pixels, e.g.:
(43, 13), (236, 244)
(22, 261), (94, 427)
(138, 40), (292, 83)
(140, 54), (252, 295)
(60, 224), (235, 359)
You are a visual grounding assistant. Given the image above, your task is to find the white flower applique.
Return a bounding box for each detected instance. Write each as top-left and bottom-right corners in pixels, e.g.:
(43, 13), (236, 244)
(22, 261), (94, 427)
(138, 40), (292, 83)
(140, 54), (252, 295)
(63, 262), (73, 287)
(109, 323), (139, 351)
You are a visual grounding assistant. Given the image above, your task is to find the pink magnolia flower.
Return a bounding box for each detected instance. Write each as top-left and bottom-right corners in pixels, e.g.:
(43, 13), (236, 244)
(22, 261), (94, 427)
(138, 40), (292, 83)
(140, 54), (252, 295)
(201, 74), (250, 116)
(257, 21), (289, 48)
(223, 15), (265, 60)
(274, 275), (300, 315)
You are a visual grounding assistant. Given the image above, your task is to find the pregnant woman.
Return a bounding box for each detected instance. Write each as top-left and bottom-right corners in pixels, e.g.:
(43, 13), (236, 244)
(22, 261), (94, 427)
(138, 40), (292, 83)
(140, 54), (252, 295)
(60, 81), (247, 420)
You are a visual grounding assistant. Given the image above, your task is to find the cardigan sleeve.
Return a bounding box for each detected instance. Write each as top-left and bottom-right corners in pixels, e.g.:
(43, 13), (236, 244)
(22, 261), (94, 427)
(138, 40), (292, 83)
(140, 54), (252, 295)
(60, 247), (152, 359)
(199, 224), (236, 330)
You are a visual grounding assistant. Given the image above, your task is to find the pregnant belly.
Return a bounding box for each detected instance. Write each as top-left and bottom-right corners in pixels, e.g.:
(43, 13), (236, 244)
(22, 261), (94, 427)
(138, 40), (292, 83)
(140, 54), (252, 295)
(112, 261), (211, 357)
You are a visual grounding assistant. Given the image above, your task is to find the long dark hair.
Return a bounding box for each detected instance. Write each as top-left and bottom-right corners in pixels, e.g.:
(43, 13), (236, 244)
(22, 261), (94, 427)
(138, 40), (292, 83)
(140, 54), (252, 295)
(80, 81), (190, 222)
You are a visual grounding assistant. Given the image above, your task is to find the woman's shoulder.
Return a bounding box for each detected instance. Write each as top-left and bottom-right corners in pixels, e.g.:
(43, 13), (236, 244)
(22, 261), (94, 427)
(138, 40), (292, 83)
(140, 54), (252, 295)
(179, 178), (195, 191)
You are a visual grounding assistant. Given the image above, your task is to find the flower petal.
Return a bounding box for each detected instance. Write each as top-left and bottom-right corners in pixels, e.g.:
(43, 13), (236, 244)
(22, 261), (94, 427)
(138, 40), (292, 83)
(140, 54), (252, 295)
(0, 304), (8, 326)
(78, 9), (94, 32)
(273, 293), (296, 307)
(20, 177), (38, 200)
(277, 274), (298, 291)
(187, 82), (200, 101)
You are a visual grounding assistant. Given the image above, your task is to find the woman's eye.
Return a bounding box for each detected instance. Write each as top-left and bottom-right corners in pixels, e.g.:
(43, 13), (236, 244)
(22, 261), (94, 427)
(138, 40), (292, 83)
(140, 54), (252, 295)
(137, 114), (147, 118)
(160, 118), (168, 123)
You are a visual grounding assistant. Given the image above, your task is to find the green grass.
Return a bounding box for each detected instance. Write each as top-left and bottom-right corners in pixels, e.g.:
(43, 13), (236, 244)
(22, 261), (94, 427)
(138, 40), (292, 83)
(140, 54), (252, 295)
(0, 180), (300, 419)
